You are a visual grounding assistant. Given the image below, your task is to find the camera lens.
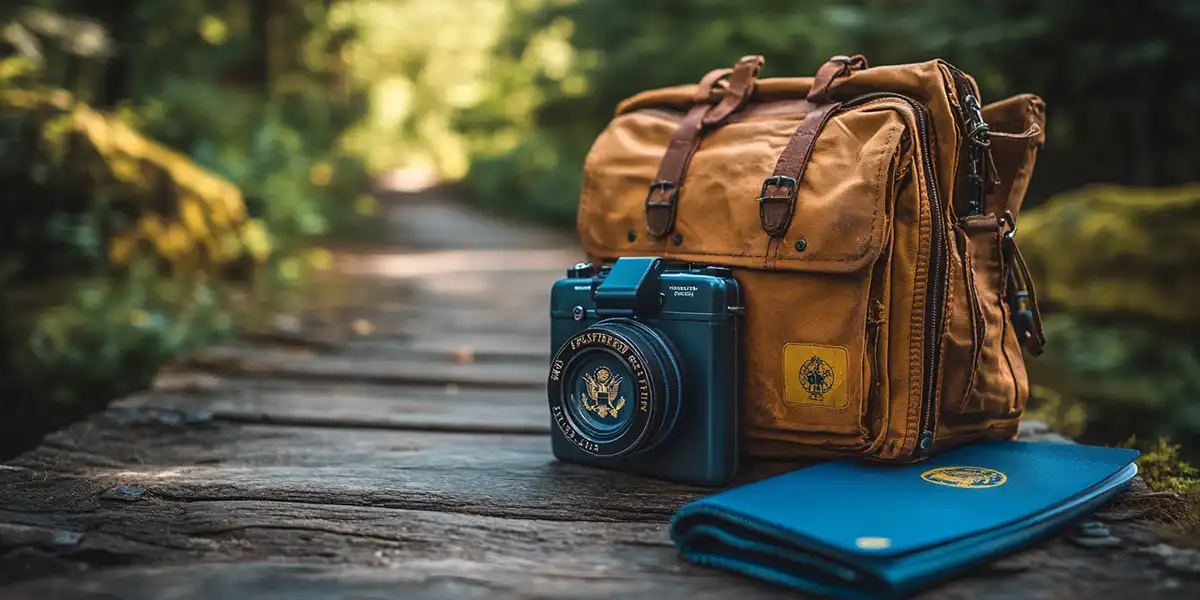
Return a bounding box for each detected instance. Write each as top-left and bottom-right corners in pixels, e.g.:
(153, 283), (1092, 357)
(547, 318), (683, 457)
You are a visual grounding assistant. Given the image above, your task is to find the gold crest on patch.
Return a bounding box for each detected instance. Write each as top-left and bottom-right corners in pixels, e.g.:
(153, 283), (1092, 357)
(921, 466), (1007, 489)
(581, 367), (626, 419)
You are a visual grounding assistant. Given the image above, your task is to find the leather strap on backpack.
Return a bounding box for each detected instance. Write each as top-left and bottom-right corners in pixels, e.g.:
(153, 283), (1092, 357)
(645, 55), (764, 238)
(807, 54), (867, 104)
(758, 55), (868, 237)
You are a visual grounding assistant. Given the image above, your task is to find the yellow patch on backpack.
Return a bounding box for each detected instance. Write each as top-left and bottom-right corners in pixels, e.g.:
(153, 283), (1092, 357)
(783, 344), (848, 408)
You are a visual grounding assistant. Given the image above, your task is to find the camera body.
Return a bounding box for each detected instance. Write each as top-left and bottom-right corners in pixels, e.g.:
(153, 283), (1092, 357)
(547, 257), (742, 487)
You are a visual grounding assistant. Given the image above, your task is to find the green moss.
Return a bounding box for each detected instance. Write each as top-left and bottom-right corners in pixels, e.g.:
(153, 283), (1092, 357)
(1136, 438), (1200, 494)
(1126, 438), (1200, 548)
(1019, 184), (1200, 325)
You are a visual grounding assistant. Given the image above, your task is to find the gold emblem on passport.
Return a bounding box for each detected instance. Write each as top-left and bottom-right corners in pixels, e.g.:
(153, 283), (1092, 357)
(581, 366), (626, 418)
(783, 344), (848, 407)
(921, 466), (1007, 489)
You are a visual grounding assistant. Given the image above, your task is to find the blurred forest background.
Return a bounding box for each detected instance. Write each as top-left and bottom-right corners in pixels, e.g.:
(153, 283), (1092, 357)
(1, 0), (1198, 467)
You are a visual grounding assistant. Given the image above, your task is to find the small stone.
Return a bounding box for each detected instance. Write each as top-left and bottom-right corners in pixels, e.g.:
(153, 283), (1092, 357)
(1144, 543), (1179, 559)
(1070, 535), (1123, 549)
(50, 530), (83, 547)
(100, 484), (147, 502)
(153, 411), (183, 427)
(1143, 544), (1200, 575)
(1017, 420), (1052, 436)
(1076, 521), (1110, 537)
(180, 409), (215, 425)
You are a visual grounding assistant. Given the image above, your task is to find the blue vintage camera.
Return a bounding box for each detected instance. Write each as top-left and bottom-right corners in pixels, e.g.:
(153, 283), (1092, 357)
(547, 257), (743, 487)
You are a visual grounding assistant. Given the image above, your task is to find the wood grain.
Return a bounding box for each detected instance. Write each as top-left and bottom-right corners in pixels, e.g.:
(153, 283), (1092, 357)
(1, 412), (719, 522)
(174, 346), (547, 389)
(0, 491), (1189, 599)
(128, 377), (552, 433)
(0, 415), (1189, 600)
(0, 502), (794, 599)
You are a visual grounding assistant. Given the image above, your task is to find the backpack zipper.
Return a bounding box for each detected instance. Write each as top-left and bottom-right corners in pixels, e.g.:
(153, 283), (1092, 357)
(945, 64), (992, 217)
(839, 93), (944, 457)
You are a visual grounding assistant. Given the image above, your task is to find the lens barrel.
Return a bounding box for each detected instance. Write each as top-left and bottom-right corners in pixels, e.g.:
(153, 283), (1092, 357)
(548, 318), (682, 457)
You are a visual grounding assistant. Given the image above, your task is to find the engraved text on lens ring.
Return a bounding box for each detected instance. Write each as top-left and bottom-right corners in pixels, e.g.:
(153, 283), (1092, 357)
(550, 331), (654, 454)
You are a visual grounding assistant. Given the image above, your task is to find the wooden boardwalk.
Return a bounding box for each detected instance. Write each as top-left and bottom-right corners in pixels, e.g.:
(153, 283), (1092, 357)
(0, 190), (1195, 599)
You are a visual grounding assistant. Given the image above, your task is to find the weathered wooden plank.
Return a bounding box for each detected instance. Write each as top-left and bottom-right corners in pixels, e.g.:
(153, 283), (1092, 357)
(1, 496), (1188, 600)
(173, 346), (547, 389)
(225, 336), (548, 366)
(0, 408), (1086, 527)
(138, 374), (1075, 440)
(3, 558), (1186, 600)
(232, 304), (551, 362)
(131, 376), (551, 433)
(0, 483), (1193, 600)
(1, 415), (710, 522)
(0, 501), (794, 598)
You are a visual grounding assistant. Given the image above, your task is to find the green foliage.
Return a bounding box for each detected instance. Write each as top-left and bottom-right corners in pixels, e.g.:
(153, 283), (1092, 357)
(0, 0), (379, 458)
(1018, 185), (1200, 459)
(452, 0), (1200, 224)
(1019, 184), (1200, 325)
(14, 263), (233, 408)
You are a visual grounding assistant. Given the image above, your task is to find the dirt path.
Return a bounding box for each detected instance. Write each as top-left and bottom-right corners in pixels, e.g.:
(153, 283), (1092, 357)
(0, 189), (1194, 599)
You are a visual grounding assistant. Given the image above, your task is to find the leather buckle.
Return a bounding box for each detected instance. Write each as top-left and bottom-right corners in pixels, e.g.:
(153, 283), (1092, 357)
(646, 180), (677, 207)
(1001, 210), (1017, 240)
(758, 176), (797, 203)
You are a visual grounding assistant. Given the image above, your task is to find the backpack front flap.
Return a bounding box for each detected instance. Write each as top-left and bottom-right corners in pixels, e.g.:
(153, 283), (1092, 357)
(576, 55), (1046, 462)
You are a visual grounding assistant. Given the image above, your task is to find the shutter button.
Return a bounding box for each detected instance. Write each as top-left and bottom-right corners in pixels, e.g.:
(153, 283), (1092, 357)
(567, 263), (596, 279)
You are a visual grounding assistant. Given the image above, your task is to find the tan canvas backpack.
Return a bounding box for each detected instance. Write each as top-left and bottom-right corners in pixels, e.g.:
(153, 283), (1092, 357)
(574, 54), (1047, 463)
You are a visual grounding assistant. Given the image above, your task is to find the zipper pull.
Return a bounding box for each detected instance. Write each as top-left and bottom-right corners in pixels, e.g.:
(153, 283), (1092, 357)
(962, 95), (991, 216)
(1001, 212), (1046, 356)
(917, 430), (935, 455)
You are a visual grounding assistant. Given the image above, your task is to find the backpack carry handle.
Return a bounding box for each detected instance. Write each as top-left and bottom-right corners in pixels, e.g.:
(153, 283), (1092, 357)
(759, 54), (869, 237)
(644, 55), (765, 238)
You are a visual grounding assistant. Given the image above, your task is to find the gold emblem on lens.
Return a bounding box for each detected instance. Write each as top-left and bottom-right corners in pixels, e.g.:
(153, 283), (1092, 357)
(581, 366), (626, 419)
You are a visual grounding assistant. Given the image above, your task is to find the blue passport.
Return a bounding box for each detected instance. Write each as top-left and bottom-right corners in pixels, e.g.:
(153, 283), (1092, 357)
(670, 441), (1139, 599)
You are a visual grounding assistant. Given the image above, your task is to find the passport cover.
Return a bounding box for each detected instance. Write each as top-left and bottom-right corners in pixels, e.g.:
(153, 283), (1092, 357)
(669, 441), (1140, 600)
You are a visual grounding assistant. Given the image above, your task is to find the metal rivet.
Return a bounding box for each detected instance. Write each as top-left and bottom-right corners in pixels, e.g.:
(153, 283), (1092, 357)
(627, 230), (637, 242)
(572, 306), (585, 322)
(795, 238), (807, 252)
(673, 233), (684, 245)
